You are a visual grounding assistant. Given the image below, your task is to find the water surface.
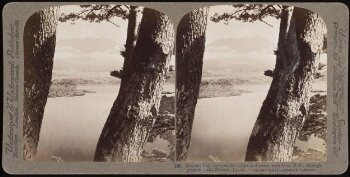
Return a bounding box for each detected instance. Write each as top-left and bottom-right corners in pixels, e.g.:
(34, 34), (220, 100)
(36, 83), (174, 161)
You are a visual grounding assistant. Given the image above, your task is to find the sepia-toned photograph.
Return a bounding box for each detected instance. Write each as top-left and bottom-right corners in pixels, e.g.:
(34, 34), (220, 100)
(2, 1), (349, 175)
(176, 4), (327, 162)
(23, 5), (175, 162)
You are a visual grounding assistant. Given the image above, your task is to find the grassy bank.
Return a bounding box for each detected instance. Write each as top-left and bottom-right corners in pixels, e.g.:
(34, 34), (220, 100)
(199, 78), (253, 98)
(48, 79), (96, 98)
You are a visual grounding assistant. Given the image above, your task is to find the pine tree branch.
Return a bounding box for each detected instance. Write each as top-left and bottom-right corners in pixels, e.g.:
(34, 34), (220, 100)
(210, 4), (281, 26)
(259, 18), (273, 27)
(59, 4), (128, 24)
(106, 19), (120, 27)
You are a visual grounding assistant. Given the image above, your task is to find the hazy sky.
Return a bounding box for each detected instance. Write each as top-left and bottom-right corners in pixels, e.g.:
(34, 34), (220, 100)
(54, 5), (128, 73)
(203, 5), (281, 72)
(204, 5), (326, 72)
(54, 5), (325, 74)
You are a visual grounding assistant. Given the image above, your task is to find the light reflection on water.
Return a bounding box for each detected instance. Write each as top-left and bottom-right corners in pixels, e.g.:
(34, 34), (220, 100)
(35, 82), (325, 162)
(188, 87), (268, 162)
(187, 84), (326, 162)
(36, 84), (174, 162)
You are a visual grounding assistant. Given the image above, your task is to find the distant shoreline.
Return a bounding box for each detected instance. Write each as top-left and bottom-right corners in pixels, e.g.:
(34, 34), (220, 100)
(48, 78), (175, 98)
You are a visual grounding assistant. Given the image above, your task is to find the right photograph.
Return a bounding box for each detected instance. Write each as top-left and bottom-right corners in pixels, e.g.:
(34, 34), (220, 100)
(175, 5), (327, 162)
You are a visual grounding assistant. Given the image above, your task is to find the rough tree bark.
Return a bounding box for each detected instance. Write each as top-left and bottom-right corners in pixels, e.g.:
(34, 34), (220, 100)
(94, 8), (174, 162)
(23, 7), (60, 161)
(175, 8), (209, 161)
(245, 6), (326, 162)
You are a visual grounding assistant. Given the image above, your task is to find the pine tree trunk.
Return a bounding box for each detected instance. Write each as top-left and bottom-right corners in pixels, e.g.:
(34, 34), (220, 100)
(175, 8), (209, 161)
(245, 6), (326, 162)
(94, 8), (174, 162)
(123, 6), (143, 65)
(23, 7), (59, 161)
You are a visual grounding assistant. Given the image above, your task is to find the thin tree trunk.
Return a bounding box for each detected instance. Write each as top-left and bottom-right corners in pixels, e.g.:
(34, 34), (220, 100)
(245, 6), (326, 162)
(123, 6), (143, 67)
(94, 8), (174, 162)
(23, 7), (59, 161)
(175, 7), (209, 161)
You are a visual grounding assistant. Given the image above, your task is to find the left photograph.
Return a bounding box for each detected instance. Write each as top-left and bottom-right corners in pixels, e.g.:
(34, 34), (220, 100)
(23, 5), (175, 162)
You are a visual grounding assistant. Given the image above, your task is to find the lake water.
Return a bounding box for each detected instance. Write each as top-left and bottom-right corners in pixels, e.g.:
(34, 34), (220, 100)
(36, 83), (174, 161)
(187, 85), (269, 162)
(187, 84), (326, 162)
(36, 82), (325, 162)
